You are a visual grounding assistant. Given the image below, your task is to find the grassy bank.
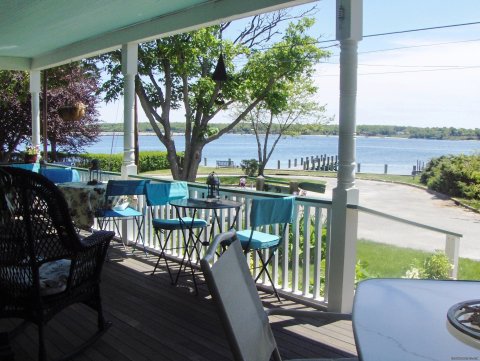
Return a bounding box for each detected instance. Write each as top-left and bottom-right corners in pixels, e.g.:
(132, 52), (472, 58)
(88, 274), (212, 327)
(143, 166), (424, 187)
(357, 240), (480, 280)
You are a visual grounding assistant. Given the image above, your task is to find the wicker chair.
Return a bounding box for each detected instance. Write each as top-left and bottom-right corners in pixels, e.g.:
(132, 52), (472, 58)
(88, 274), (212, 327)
(0, 167), (115, 361)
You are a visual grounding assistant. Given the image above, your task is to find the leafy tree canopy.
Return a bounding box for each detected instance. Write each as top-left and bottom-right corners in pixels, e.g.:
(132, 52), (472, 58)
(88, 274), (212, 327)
(96, 10), (329, 181)
(0, 63), (102, 162)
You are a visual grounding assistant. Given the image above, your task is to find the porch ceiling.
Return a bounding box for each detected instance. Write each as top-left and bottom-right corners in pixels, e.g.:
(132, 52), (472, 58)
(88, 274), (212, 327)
(0, 0), (314, 71)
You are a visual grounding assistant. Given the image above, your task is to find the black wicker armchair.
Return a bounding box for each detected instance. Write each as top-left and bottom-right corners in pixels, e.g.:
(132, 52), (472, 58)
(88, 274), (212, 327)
(0, 167), (115, 361)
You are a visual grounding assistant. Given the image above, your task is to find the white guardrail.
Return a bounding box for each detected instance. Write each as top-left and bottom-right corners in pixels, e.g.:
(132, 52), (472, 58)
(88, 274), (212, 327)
(49, 164), (462, 306)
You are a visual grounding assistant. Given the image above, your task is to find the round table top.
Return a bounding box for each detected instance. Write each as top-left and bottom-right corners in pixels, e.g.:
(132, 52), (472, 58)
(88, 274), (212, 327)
(170, 198), (242, 210)
(353, 278), (480, 361)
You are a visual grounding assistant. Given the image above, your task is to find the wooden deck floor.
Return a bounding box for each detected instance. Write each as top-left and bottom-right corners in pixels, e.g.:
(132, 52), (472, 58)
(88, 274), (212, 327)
(1, 244), (357, 361)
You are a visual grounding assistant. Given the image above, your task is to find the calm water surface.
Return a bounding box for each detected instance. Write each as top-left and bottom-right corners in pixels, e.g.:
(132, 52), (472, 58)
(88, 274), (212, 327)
(88, 134), (480, 175)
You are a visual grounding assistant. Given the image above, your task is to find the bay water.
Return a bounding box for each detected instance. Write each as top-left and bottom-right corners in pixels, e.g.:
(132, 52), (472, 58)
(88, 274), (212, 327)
(88, 134), (480, 175)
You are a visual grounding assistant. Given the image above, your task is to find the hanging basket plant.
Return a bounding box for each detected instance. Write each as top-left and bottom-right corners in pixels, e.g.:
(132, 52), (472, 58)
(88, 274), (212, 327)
(57, 102), (86, 121)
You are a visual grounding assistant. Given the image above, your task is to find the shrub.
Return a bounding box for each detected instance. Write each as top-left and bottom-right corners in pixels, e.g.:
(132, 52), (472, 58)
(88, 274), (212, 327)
(74, 151), (172, 173)
(421, 252), (453, 279)
(420, 154), (480, 200)
(240, 159), (259, 177)
(403, 251), (452, 280)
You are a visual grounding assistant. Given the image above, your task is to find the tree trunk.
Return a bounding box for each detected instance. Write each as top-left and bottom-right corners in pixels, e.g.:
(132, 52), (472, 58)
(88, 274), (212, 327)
(258, 163), (266, 176)
(181, 144), (202, 182)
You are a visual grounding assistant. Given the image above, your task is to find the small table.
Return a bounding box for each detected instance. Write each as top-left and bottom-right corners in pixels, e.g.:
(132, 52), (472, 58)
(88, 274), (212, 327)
(57, 182), (107, 229)
(169, 198), (242, 293)
(353, 278), (480, 361)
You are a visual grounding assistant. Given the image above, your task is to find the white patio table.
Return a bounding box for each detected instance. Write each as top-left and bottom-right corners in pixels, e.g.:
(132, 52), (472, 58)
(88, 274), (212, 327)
(353, 278), (480, 361)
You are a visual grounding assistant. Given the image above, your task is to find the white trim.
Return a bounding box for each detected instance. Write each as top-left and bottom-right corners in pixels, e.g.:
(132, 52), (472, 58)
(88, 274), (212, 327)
(0, 56), (31, 70)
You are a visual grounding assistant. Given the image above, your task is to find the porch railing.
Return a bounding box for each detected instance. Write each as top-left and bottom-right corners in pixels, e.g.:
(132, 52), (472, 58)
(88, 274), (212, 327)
(351, 204), (462, 279)
(48, 164), (463, 307)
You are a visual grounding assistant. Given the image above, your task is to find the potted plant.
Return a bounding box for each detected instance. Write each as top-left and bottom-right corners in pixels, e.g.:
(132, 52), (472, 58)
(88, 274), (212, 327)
(24, 144), (40, 163)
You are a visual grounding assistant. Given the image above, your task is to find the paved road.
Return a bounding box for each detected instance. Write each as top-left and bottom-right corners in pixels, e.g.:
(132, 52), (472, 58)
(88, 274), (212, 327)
(309, 177), (480, 260)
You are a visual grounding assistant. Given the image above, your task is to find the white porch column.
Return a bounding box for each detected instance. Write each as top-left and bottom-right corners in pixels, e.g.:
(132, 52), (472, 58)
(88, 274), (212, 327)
(29, 70), (41, 154)
(328, 0), (363, 313)
(121, 43), (138, 178)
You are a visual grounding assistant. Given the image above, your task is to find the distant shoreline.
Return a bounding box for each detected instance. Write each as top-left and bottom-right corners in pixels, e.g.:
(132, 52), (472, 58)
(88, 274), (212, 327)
(98, 131), (480, 141)
(100, 132), (184, 136)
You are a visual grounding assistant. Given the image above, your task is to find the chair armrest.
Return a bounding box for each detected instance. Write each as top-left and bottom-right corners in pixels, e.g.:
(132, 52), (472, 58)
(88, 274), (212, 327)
(80, 230), (115, 249)
(266, 308), (352, 321)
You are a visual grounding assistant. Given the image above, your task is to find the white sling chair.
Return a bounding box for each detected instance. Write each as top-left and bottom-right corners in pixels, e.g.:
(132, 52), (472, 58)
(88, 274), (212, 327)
(200, 230), (358, 361)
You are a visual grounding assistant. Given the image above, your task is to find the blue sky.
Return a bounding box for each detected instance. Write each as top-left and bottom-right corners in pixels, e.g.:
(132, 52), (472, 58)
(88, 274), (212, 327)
(98, 0), (480, 129)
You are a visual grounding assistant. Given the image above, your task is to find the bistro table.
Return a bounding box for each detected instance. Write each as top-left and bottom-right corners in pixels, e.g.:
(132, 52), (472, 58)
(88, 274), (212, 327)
(353, 278), (480, 361)
(169, 197), (242, 293)
(57, 181), (107, 230)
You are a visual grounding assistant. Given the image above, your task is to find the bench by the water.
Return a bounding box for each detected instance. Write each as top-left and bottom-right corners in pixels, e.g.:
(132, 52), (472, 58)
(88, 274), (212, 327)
(216, 160), (235, 168)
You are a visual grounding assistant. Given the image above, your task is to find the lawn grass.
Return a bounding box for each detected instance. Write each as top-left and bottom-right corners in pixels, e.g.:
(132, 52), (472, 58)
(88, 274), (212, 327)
(144, 166), (421, 186)
(357, 239), (480, 280)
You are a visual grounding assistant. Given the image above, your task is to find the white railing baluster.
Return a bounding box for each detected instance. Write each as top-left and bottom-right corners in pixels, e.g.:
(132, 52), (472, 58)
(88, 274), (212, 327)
(313, 207), (323, 300)
(291, 202), (300, 294)
(302, 205), (311, 297)
(445, 234), (460, 279)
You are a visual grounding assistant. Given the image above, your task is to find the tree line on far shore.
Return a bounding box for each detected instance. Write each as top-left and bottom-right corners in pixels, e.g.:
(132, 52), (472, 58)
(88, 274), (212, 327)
(101, 122), (480, 141)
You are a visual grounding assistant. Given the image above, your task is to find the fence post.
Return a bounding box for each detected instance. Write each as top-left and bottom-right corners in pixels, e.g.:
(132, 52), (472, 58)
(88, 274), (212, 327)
(445, 234), (460, 279)
(384, 164), (388, 174)
(277, 160), (280, 169)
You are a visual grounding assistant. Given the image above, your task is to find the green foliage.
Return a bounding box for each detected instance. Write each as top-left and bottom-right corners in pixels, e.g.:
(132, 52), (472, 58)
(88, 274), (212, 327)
(75, 153), (123, 172)
(355, 260), (374, 283)
(96, 13), (328, 181)
(100, 122), (480, 139)
(420, 154), (480, 200)
(240, 159), (259, 177)
(75, 151), (171, 173)
(420, 252), (453, 280)
(137, 151), (172, 173)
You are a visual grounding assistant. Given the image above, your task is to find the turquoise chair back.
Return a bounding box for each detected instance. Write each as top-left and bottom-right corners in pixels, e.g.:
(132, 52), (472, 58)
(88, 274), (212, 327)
(250, 196), (294, 228)
(105, 179), (149, 199)
(145, 182), (189, 206)
(40, 167), (80, 183)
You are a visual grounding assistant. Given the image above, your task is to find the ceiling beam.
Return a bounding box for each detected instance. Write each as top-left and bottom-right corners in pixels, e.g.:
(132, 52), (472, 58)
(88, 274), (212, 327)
(0, 56), (31, 71)
(31, 0), (314, 70)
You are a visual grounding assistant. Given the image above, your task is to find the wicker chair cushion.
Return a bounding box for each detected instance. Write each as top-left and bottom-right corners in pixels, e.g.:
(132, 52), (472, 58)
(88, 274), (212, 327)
(39, 259), (71, 296)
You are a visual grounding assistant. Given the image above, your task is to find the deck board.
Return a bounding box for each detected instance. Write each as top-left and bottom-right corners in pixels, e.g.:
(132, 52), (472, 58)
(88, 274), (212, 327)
(0, 244), (357, 361)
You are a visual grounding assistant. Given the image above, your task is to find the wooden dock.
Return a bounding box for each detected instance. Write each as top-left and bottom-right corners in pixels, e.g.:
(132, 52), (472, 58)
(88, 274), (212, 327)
(0, 243), (357, 361)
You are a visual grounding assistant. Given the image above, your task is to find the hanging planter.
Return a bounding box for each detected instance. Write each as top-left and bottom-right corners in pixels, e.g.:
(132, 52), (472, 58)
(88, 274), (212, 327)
(57, 102), (86, 121)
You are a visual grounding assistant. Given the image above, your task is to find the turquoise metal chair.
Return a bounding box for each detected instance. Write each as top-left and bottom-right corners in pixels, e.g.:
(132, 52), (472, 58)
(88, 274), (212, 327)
(40, 167), (80, 183)
(96, 179), (150, 254)
(201, 231), (356, 361)
(231, 196), (295, 302)
(145, 182), (207, 282)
